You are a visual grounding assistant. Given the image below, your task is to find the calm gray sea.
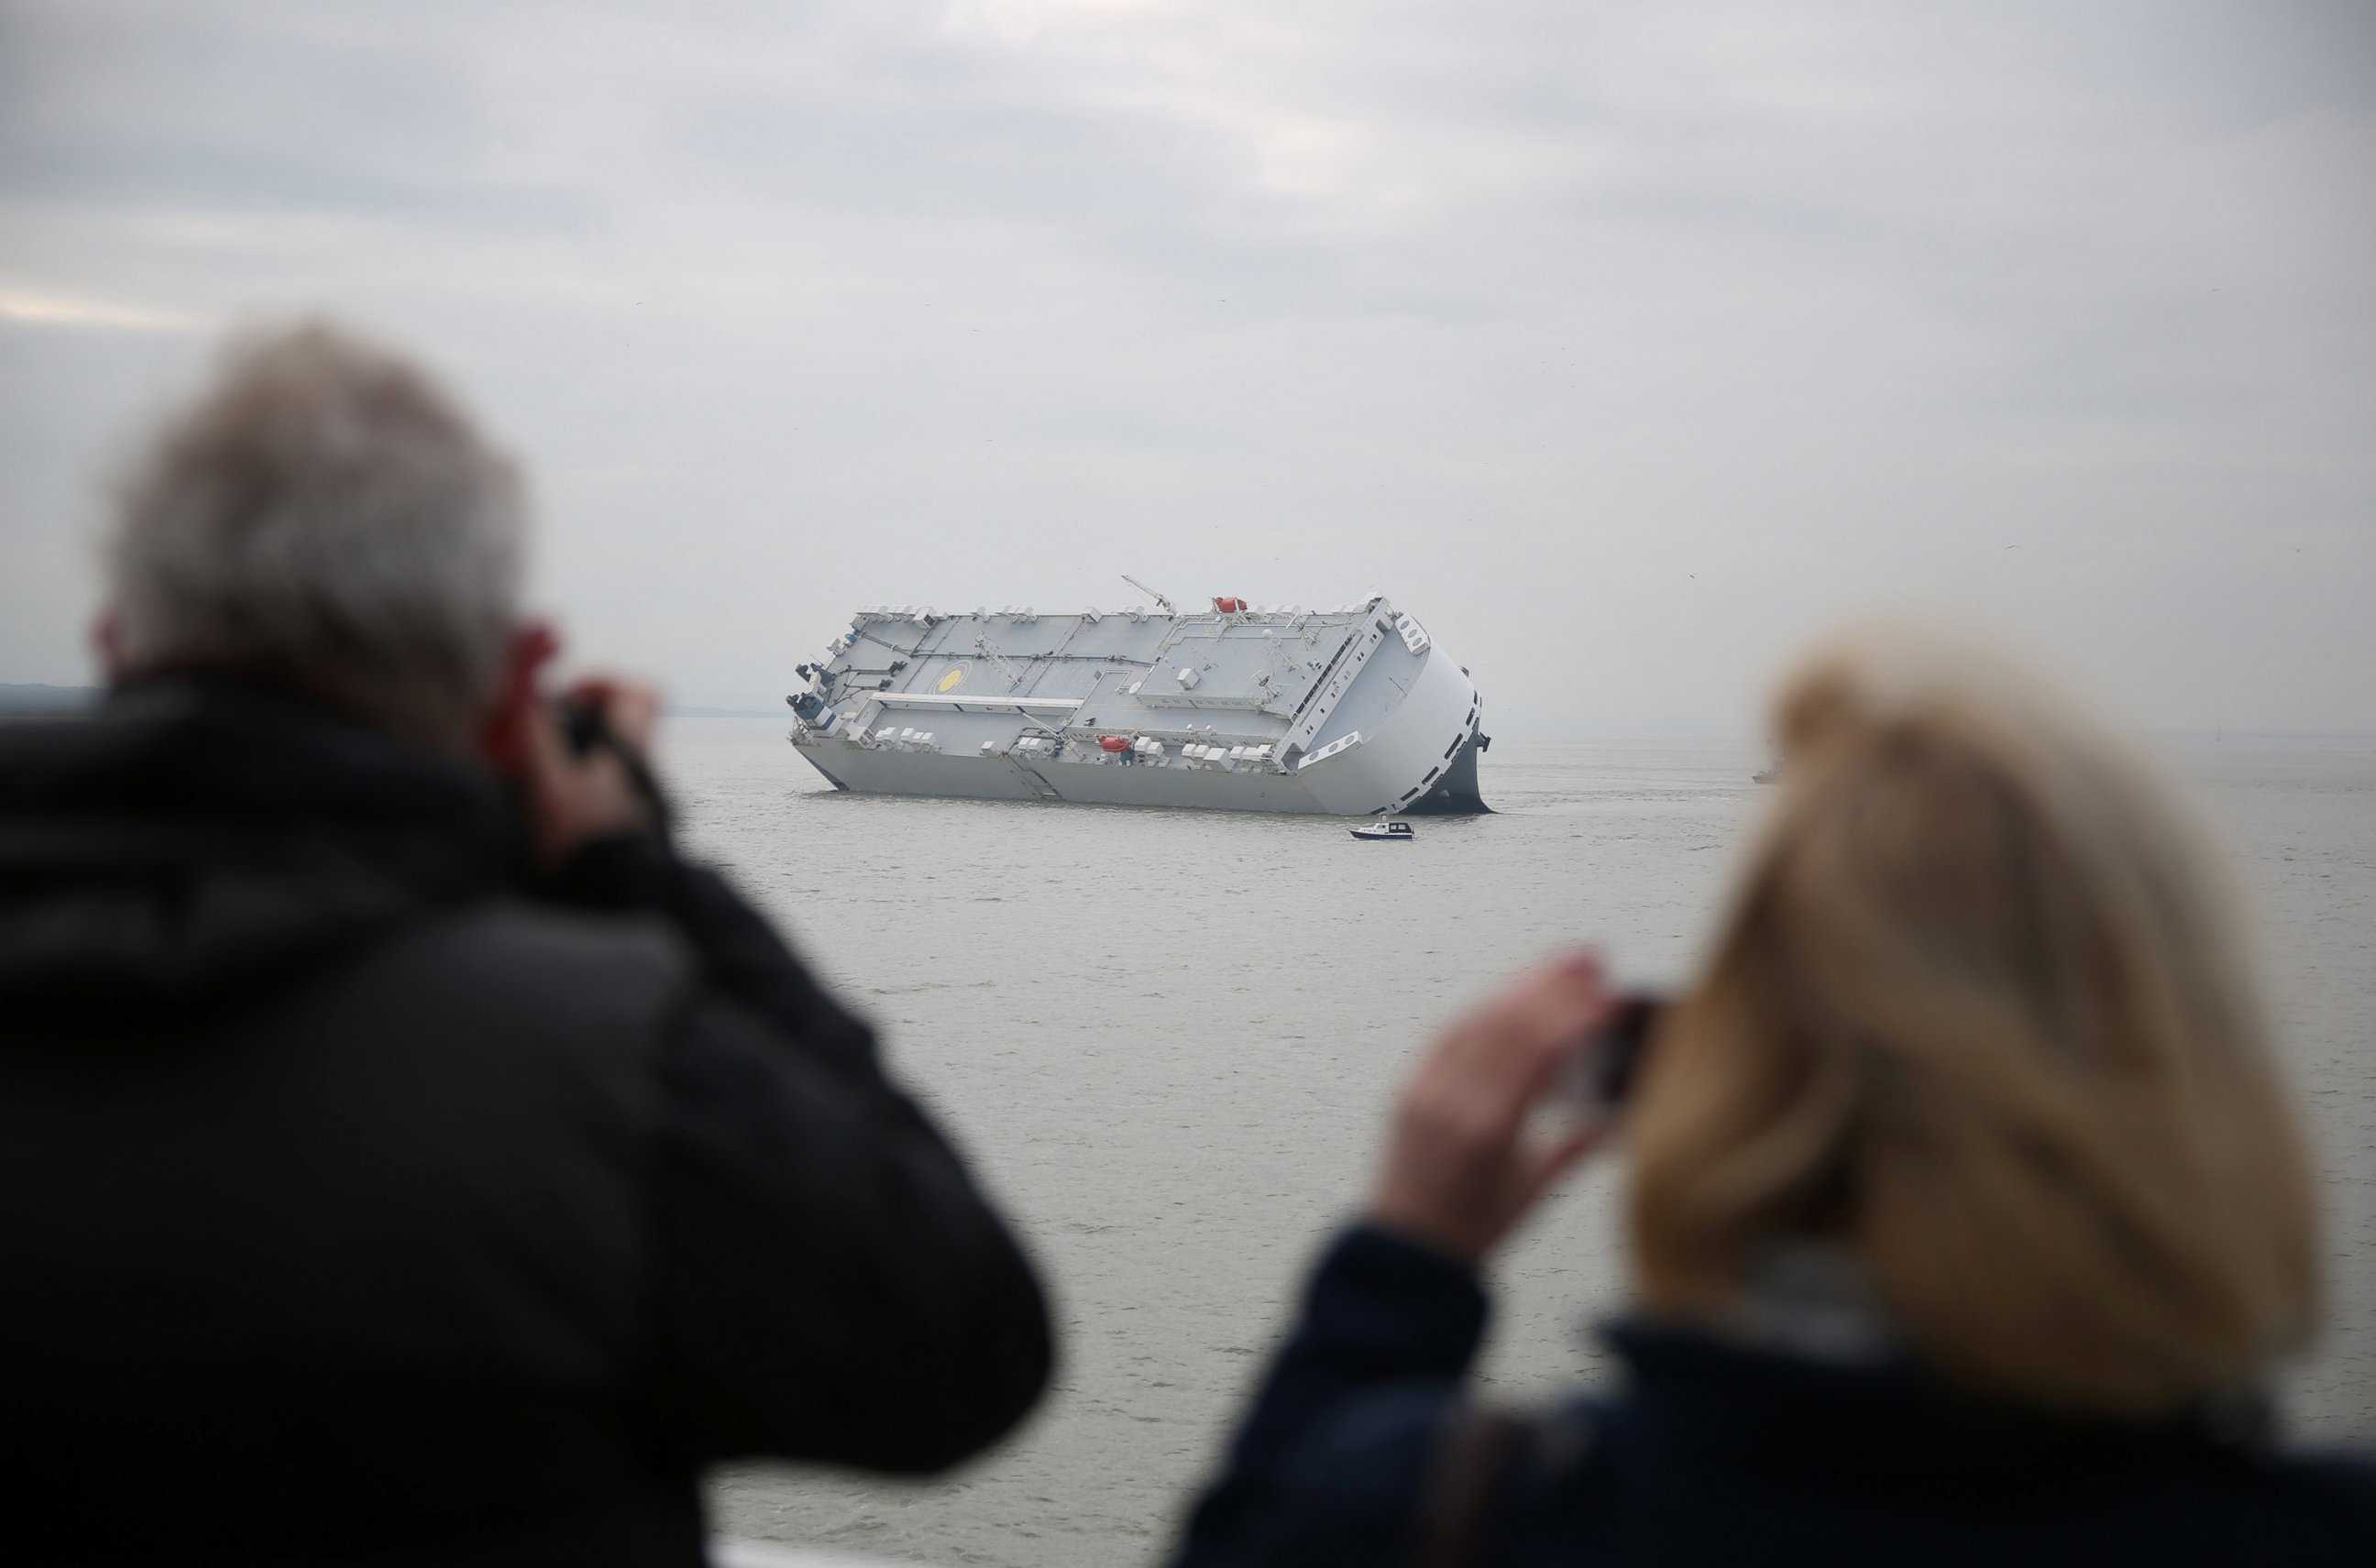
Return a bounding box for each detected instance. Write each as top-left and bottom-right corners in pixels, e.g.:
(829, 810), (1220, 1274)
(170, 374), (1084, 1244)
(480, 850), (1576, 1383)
(657, 726), (2376, 1568)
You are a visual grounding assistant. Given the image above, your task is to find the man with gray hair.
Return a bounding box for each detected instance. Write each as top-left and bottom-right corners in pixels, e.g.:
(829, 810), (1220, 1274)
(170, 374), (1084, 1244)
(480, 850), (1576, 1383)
(0, 323), (1052, 1565)
(103, 319), (533, 749)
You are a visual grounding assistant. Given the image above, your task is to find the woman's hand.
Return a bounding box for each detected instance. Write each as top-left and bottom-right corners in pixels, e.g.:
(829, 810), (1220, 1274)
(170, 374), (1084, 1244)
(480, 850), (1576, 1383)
(1367, 953), (1617, 1266)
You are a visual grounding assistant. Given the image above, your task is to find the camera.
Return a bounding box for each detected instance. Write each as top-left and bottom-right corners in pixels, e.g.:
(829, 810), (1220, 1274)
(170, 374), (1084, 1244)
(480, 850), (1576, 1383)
(1568, 994), (1666, 1112)
(555, 693), (610, 757)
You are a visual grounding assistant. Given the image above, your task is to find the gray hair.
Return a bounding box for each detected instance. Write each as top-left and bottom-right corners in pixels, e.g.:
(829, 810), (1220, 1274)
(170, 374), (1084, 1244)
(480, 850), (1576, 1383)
(106, 322), (527, 741)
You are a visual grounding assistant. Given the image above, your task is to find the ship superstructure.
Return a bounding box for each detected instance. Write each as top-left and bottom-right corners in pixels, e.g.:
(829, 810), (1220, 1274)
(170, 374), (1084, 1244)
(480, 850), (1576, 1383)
(786, 594), (1489, 816)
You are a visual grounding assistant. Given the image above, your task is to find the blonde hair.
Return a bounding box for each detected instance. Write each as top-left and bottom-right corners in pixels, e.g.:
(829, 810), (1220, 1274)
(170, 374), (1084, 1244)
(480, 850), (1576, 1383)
(1628, 622), (2320, 1414)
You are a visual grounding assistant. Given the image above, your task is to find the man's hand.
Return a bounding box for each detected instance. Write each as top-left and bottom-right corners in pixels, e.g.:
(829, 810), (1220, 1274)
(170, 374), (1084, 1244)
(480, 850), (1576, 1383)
(516, 679), (663, 868)
(1367, 953), (1616, 1266)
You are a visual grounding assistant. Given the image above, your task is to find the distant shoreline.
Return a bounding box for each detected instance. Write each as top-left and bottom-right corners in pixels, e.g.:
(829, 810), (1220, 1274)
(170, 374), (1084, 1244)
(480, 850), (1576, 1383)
(0, 685), (792, 721)
(0, 684), (98, 715)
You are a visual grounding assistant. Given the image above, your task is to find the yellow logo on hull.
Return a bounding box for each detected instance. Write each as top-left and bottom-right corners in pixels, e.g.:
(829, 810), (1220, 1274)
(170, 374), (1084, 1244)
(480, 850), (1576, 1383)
(938, 664), (969, 694)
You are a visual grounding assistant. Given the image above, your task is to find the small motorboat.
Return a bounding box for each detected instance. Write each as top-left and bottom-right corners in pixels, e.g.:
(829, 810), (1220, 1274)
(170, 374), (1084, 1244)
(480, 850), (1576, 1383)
(1351, 820), (1416, 842)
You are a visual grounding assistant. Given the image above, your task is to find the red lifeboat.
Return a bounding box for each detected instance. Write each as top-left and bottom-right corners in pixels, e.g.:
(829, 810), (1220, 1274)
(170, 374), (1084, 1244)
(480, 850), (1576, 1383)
(1212, 596), (1248, 613)
(1097, 734), (1132, 752)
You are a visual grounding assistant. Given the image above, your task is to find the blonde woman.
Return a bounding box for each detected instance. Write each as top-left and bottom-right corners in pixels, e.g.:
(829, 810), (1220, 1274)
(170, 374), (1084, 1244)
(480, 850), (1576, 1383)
(1172, 626), (2374, 1567)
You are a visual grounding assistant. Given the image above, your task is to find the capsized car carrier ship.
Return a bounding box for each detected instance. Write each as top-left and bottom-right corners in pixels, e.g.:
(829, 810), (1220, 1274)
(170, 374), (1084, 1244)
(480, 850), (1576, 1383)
(786, 589), (1489, 816)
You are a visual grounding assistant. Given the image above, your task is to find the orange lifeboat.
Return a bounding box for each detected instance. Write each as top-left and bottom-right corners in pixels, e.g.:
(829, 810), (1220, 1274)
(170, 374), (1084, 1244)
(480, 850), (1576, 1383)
(1212, 596), (1247, 613)
(1097, 735), (1132, 752)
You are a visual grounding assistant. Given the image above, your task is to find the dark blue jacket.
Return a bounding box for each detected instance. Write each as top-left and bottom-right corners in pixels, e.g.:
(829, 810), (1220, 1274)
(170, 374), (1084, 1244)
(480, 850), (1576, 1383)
(1174, 1225), (2376, 1567)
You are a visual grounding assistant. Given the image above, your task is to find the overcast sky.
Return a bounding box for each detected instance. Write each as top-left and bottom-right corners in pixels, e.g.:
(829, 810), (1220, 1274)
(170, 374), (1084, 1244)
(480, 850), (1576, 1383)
(2, 0), (2370, 734)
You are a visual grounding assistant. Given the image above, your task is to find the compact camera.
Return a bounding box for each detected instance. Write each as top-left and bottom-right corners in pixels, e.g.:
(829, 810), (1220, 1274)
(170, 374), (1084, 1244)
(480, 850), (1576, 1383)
(1569, 994), (1666, 1112)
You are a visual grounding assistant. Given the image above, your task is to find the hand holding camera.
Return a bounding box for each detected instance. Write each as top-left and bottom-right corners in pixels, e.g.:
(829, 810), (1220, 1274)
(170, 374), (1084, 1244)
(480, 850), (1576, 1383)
(474, 623), (668, 867)
(1367, 954), (1661, 1266)
(520, 679), (664, 866)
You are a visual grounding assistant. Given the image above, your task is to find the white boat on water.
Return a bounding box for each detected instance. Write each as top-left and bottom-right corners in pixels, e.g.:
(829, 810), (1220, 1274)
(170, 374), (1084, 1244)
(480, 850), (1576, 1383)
(1350, 820), (1415, 842)
(786, 590), (1490, 817)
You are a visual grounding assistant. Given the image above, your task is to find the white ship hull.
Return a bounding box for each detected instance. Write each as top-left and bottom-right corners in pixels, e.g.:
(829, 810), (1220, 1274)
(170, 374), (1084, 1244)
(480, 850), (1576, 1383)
(786, 596), (1489, 817)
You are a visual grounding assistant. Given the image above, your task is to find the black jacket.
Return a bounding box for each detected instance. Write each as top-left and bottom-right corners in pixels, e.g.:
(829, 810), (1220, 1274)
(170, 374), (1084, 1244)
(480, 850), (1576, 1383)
(1173, 1226), (2376, 1567)
(0, 679), (1052, 1565)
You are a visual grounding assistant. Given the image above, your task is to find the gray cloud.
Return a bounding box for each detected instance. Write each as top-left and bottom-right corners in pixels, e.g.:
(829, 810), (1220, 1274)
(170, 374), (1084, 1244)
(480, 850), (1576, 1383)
(2, 0), (2370, 735)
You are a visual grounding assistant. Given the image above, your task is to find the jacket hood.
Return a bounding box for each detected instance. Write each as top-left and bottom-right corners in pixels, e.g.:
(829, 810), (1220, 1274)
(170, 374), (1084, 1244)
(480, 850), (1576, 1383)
(0, 678), (524, 1026)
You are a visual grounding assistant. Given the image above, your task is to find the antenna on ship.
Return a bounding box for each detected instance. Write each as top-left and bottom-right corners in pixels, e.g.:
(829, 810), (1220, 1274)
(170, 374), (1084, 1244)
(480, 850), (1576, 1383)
(1120, 574), (1179, 615)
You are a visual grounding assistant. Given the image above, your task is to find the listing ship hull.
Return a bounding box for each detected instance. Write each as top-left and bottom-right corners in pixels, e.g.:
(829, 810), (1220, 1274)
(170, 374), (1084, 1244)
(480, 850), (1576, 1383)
(787, 595), (1490, 817)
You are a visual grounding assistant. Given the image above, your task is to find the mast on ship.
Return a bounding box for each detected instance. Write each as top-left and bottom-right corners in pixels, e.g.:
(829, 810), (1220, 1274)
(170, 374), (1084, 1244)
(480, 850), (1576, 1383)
(1119, 575), (1179, 616)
